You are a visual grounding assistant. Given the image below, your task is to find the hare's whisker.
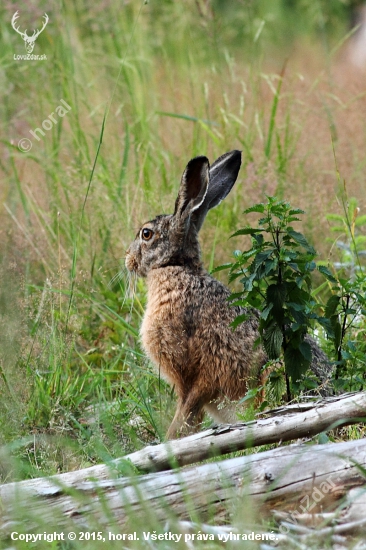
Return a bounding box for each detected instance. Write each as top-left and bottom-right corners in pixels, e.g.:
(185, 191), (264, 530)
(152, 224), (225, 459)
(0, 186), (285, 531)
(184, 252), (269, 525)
(107, 267), (126, 289)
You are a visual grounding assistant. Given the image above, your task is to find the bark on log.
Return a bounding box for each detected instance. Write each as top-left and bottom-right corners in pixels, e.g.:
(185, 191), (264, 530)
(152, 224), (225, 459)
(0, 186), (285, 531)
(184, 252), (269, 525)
(1, 438), (366, 535)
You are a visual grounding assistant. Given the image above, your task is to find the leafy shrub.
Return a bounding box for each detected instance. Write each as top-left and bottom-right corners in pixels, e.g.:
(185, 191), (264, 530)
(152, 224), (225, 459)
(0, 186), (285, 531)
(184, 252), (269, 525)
(223, 196), (366, 400)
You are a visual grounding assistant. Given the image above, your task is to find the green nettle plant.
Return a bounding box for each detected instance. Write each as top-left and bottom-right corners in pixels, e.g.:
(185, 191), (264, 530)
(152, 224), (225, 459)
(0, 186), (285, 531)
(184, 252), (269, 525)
(225, 196), (333, 399)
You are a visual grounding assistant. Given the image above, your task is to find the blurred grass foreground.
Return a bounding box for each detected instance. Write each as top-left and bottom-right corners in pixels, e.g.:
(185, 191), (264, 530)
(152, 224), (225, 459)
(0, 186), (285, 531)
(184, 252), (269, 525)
(0, 0), (366, 499)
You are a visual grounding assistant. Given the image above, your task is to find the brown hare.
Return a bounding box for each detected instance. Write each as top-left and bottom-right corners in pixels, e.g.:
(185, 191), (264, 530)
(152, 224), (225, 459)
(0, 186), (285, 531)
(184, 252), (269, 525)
(126, 151), (331, 439)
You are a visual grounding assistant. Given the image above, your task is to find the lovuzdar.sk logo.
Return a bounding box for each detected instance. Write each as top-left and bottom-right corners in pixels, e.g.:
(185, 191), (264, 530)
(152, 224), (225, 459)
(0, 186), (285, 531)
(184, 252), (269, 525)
(12, 10), (49, 60)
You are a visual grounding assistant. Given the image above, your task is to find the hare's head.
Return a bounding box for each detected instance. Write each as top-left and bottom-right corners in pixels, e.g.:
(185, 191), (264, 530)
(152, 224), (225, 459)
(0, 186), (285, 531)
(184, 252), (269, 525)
(126, 150), (242, 277)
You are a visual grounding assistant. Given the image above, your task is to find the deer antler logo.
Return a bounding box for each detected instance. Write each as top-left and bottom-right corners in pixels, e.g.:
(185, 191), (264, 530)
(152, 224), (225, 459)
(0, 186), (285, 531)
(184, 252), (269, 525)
(11, 11), (49, 54)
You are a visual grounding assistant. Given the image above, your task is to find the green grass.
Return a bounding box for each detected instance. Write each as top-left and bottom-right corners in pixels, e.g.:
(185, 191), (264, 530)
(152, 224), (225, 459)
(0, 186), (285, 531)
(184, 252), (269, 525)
(0, 0), (366, 545)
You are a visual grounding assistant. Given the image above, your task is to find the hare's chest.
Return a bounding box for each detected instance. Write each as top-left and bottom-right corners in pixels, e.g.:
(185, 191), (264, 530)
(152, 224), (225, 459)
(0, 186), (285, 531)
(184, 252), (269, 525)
(140, 307), (161, 361)
(140, 296), (189, 380)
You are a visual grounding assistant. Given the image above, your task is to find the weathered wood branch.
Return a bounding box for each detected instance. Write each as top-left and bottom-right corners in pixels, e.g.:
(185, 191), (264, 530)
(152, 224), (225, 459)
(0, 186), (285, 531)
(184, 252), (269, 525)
(1, 437), (366, 535)
(30, 390), (366, 487)
(122, 391), (366, 473)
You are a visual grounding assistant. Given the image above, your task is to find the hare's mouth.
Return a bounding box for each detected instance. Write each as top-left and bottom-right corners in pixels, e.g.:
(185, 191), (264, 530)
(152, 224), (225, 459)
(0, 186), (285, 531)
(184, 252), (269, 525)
(125, 253), (138, 273)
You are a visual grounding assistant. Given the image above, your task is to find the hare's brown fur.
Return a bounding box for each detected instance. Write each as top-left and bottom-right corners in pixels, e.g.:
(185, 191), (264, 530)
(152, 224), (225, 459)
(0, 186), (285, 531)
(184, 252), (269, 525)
(126, 151), (331, 439)
(141, 265), (265, 437)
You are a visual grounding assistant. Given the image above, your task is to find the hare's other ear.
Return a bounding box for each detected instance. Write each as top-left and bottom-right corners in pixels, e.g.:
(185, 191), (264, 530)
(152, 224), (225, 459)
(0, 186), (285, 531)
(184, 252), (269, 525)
(174, 156), (209, 219)
(193, 150), (242, 231)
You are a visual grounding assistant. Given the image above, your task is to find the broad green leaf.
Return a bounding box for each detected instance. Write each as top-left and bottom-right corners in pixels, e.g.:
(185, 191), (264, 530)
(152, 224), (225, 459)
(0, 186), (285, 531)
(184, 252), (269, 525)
(299, 340), (312, 362)
(211, 262), (232, 273)
(317, 316), (335, 338)
(253, 249), (274, 267)
(258, 216), (270, 225)
(230, 299), (248, 307)
(231, 313), (250, 330)
(284, 345), (310, 381)
(287, 301), (305, 311)
(325, 295), (341, 318)
(231, 227), (262, 237)
(238, 387), (261, 404)
(227, 291), (244, 301)
(228, 271), (244, 283)
(252, 233), (264, 246)
(265, 258), (277, 275)
(266, 283), (287, 313)
(287, 229), (315, 253)
(243, 203), (265, 214)
(305, 261), (316, 272)
(341, 349), (351, 360)
(287, 286), (308, 304)
(261, 303), (273, 320)
(263, 323), (283, 359)
(332, 317), (342, 350)
(290, 309), (307, 325)
(244, 272), (257, 291)
(317, 265), (337, 283)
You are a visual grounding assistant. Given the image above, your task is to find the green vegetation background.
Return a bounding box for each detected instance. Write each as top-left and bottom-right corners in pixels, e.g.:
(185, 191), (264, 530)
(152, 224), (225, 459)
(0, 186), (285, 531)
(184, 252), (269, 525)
(0, 0), (365, 526)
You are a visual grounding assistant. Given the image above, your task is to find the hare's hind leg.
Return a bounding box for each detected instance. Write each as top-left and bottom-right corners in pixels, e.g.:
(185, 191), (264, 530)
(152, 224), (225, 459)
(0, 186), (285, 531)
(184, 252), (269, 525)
(166, 391), (204, 440)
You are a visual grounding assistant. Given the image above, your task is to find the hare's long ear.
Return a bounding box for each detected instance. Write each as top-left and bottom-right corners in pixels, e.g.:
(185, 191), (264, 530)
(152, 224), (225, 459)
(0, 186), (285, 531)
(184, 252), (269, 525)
(174, 156), (209, 221)
(192, 150), (242, 231)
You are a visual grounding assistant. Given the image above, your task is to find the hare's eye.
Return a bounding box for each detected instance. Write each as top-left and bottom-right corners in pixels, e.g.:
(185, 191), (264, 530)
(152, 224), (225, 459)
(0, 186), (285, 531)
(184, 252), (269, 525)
(141, 228), (153, 241)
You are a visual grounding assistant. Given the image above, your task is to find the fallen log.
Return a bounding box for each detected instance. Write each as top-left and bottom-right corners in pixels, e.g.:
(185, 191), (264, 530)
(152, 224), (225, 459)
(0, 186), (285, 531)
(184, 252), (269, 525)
(129, 391), (366, 472)
(10, 390), (364, 491)
(1, 437), (366, 535)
